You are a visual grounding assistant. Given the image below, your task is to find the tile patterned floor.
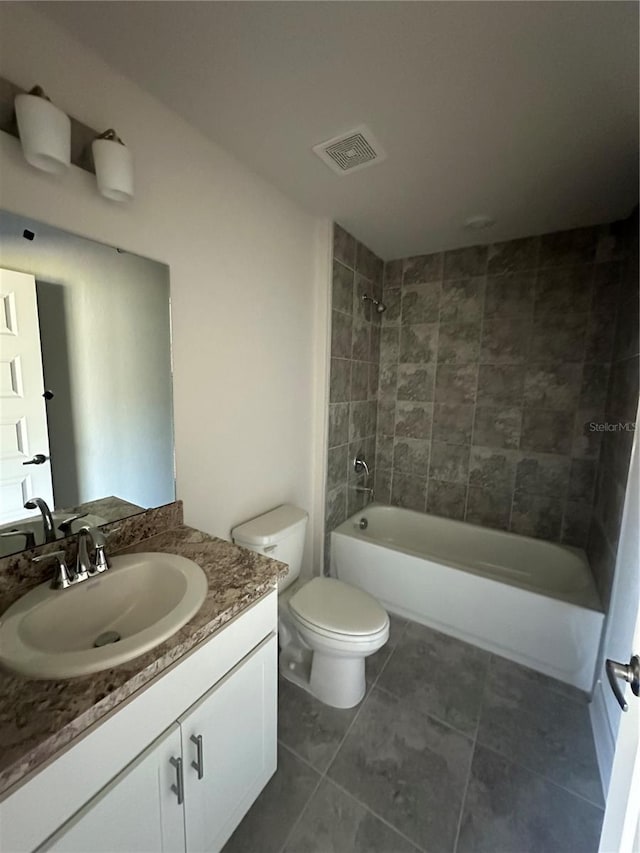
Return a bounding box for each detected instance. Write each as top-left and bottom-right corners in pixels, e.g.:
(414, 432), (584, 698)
(223, 616), (604, 853)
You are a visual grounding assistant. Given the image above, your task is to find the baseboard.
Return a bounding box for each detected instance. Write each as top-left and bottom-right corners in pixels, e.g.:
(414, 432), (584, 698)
(590, 679), (616, 796)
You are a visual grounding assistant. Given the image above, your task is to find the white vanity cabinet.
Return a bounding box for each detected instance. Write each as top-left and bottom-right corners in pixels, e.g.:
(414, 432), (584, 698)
(1, 591), (278, 853)
(39, 724), (186, 853)
(180, 638), (276, 852)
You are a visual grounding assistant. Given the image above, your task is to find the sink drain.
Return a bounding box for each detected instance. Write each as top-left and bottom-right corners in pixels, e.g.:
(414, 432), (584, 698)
(94, 631), (121, 648)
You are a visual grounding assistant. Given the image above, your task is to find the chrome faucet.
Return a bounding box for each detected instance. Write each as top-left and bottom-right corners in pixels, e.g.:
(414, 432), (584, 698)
(24, 497), (56, 543)
(76, 526), (109, 579)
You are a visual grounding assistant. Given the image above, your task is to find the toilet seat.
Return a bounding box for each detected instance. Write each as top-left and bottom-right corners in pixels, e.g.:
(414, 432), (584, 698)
(288, 577), (388, 640)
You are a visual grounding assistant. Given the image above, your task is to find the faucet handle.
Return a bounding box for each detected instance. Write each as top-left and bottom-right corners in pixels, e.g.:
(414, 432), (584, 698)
(57, 513), (88, 537)
(32, 550), (73, 590)
(0, 529), (36, 549)
(353, 454), (370, 477)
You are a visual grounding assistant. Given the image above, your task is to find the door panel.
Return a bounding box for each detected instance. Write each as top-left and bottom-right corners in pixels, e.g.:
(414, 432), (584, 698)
(0, 268), (53, 522)
(180, 635), (277, 853)
(599, 416), (640, 853)
(38, 724), (185, 853)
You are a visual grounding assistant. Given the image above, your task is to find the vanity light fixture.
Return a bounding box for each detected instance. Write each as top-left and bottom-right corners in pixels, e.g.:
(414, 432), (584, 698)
(14, 86), (71, 174)
(92, 129), (134, 202)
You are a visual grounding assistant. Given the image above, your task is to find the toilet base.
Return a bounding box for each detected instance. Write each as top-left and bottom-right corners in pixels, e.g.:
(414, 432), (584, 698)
(279, 645), (366, 709)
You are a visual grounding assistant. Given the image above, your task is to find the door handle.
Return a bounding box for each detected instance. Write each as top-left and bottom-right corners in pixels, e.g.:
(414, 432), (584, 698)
(22, 454), (49, 466)
(605, 655), (640, 711)
(190, 734), (204, 780)
(169, 755), (184, 804)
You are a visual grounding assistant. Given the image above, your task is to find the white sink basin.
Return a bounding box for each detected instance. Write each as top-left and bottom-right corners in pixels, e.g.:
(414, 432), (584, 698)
(0, 552), (208, 680)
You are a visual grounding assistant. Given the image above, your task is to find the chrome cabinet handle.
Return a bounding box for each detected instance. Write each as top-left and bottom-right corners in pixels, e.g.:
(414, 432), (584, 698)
(606, 655), (640, 711)
(190, 734), (204, 780)
(169, 756), (184, 804)
(23, 454), (49, 466)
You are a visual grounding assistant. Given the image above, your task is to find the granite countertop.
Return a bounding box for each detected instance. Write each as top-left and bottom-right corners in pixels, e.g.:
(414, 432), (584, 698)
(0, 525), (286, 798)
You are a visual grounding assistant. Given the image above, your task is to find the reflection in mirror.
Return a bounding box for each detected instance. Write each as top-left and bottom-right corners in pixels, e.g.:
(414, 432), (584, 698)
(0, 211), (175, 557)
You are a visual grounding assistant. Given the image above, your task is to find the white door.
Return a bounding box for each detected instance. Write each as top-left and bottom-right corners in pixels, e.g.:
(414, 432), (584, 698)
(180, 635), (277, 853)
(599, 410), (640, 853)
(0, 268), (53, 522)
(38, 723), (186, 853)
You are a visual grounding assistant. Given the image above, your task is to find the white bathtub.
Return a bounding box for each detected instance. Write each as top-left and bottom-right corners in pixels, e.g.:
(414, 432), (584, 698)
(330, 504), (604, 692)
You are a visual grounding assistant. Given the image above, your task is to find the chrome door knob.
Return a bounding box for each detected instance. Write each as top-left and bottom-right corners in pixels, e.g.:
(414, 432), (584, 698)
(22, 453), (49, 466)
(605, 655), (640, 711)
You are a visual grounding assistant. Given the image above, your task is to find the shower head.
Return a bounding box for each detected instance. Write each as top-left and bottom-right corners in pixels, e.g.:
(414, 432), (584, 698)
(361, 293), (386, 313)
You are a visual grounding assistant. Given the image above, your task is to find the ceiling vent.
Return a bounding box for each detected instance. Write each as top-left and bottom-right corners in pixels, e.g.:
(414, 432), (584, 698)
(312, 125), (387, 175)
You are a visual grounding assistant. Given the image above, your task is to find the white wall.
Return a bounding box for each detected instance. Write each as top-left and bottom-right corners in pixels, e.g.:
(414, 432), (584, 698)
(0, 4), (330, 576)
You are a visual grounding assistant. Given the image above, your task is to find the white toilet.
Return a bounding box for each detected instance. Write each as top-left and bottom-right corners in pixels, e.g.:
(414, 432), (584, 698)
(232, 504), (389, 709)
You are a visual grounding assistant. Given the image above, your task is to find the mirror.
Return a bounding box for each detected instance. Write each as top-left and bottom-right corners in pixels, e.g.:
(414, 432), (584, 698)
(0, 210), (175, 557)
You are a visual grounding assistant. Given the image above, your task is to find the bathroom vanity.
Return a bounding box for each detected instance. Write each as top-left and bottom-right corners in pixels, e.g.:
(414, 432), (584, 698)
(0, 510), (285, 853)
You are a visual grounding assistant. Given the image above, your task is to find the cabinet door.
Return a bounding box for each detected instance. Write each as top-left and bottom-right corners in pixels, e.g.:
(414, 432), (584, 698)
(180, 634), (277, 853)
(38, 724), (185, 853)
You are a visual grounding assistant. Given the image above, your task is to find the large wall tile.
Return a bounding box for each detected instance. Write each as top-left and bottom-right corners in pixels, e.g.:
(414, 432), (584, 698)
(393, 437), (431, 476)
(469, 446), (518, 492)
(399, 323), (438, 363)
(484, 272), (535, 318)
(487, 236), (539, 274)
(330, 358), (351, 403)
(401, 282), (440, 324)
(440, 277), (485, 322)
(529, 313), (587, 362)
(443, 245), (488, 279)
(476, 364), (525, 407)
(396, 363), (435, 402)
(515, 453), (571, 497)
(332, 260), (354, 314)
(429, 442), (470, 484)
(426, 480), (466, 520)
(328, 402), (350, 450)
(333, 223), (356, 268)
(480, 318), (531, 364)
(437, 322), (481, 363)
(390, 472), (427, 511)
(535, 267), (593, 315)
(521, 409), (573, 454)
(523, 363), (582, 410)
(465, 486), (512, 530)
(538, 227), (598, 268)
(435, 364), (478, 404)
(472, 406), (521, 449)
(511, 491), (563, 540)
(432, 403), (474, 446)
(395, 401), (433, 440)
(403, 252), (443, 285)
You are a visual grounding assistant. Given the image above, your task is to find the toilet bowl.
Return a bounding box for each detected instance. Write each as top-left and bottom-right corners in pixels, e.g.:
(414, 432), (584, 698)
(231, 505), (389, 709)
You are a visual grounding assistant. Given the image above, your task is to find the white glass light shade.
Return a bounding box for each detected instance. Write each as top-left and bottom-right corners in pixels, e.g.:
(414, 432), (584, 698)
(92, 138), (134, 202)
(15, 93), (71, 174)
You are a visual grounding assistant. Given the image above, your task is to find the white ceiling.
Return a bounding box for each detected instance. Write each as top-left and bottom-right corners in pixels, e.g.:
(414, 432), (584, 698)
(38, 1), (638, 260)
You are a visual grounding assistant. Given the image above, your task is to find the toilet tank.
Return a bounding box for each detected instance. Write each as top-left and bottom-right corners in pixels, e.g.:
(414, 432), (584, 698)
(231, 504), (308, 591)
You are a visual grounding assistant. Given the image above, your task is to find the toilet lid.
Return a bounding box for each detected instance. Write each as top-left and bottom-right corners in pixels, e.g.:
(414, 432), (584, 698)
(288, 577), (388, 637)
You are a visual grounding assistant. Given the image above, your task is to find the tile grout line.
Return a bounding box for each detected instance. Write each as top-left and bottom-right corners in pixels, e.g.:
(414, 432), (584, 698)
(476, 740), (605, 812)
(474, 656), (604, 811)
(452, 651), (492, 853)
(277, 620), (413, 853)
(326, 777), (427, 853)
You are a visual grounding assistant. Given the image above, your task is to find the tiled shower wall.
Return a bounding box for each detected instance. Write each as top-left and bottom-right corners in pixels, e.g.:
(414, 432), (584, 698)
(587, 210), (639, 607)
(373, 223), (634, 548)
(325, 225), (383, 560)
